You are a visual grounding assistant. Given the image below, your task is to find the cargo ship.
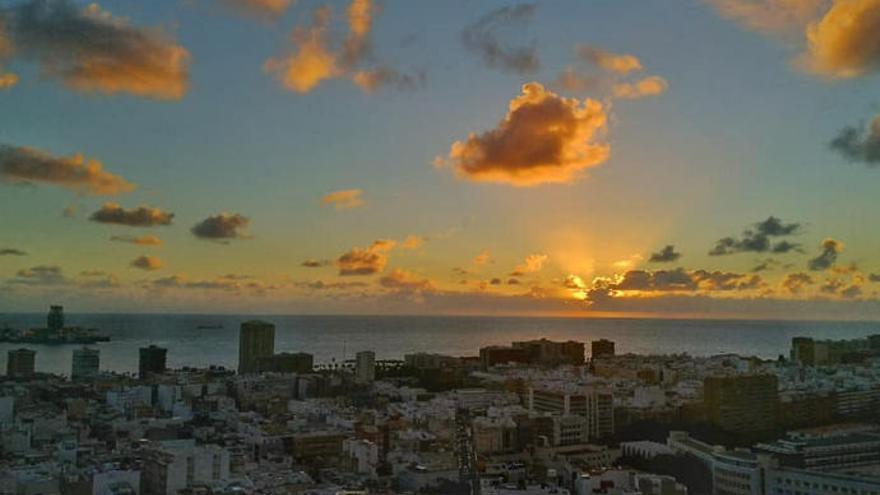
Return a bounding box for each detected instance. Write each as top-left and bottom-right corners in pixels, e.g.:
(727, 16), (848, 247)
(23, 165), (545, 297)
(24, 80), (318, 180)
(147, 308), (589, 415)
(0, 306), (110, 345)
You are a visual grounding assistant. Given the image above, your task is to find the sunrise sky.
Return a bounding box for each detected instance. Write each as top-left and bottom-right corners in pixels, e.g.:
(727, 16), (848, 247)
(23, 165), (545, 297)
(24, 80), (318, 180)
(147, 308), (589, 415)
(2, 0), (880, 318)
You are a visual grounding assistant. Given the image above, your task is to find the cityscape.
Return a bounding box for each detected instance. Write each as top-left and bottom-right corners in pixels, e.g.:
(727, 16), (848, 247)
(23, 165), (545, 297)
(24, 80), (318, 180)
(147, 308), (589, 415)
(5, 0), (880, 493)
(0, 306), (877, 494)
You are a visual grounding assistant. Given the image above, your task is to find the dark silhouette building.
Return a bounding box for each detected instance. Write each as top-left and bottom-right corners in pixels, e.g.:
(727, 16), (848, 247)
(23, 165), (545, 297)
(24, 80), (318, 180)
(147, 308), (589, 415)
(47, 305), (64, 331)
(71, 347), (100, 381)
(257, 352), (313, 374)
(704, 374), (779, 434)
(139, 345), (168, 379)
(239, 320), (275, 374)
(591, 339), (616, 359)
(7, 348), (35, 378)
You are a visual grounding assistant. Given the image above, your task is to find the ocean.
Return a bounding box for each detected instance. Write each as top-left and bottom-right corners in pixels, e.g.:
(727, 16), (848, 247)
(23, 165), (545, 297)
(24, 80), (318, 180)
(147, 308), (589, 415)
(0, 313), (877, 376)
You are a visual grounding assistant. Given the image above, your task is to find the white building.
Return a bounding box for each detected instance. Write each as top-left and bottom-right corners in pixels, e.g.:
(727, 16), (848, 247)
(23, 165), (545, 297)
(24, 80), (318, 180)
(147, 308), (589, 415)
(355, 351), (375, 385)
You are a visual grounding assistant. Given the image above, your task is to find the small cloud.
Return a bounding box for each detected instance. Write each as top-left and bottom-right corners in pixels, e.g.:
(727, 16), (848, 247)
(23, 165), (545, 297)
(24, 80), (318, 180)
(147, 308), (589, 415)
(830, 114), (880, 165)
(401, 235), (425, 250)
(1, 0), (190, 99)
(782, 272), (814, 294)
(62, 205), (77, 218)
(10, 265), (66, 285)
(191, 213), (251, 241)
(352, 66), (425, 93)
(461, 3), (539, 75)
(379, 268), (436, 292)
(0, 248), (26, 256)
(511, 253), (548, 276)
(473, 251), (491, 266)
(90, 203), (174, 227)
(706, 0), (828, 37)
(442, 82), (609, 186)
(808, 238), (844, 271)
(648, 245), (682, 263)
(576, 45), (643, 74)
(110, 235), (163, 246)
(130, 255), (163, 271)
(869, 273), (880, 282)
(336, 239), (395, 276)
(0, 72), (17, 90)
(709, 216), (801, 255)
(301, 259), (330, 268)
(219, 0), (295, 19)
(0, 144), (135, 195)
(613, 75), (669, 100)
(321, 189), (365, 210)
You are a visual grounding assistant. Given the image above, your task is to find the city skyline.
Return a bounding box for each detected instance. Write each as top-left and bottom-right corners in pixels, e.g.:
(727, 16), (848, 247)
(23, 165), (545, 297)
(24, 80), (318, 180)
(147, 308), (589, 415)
(3, 0), (880, 319)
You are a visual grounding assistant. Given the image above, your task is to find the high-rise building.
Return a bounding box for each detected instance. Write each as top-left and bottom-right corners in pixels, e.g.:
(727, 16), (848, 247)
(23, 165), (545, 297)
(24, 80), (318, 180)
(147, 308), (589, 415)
(71, 347), (100, 381)
(591, 339), (616, 359)
(704, 374), (779, 434)
(6, 348), (35, 378)
(47, 305), (65, 331)
(355, 350), (376, 384)
(238, 320), (275, 374)
(140, 439), (229, 495)
(528, 385), (615, 440)
(512, 338), (585, 366)
(139, 345), (168, 379)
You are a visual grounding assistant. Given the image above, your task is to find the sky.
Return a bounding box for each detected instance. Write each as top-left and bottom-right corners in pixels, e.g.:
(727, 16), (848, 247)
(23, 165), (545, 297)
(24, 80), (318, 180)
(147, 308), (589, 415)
(2, 0), (880, 319)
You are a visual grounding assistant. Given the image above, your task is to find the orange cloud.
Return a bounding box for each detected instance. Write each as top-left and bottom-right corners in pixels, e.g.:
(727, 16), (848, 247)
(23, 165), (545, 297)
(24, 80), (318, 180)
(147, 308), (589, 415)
(577, 45), (643, 74)
(379, 268), (436, 292)
(402, 235), (425, 250)
(444, 82), (610, 186)
(473, 251), (491, 265)
(3, 1), (190, 99)
(613, 75), (669, 99)
(264, 6), (341, 93)
(110, 235), (163, 246)
(221, 0), (295, 19)
(707, 0), (829, 36)
(0, 144), (135, 195)
(0, 72), (16, 89)
(321, 188), (365, 209)
(336, 239), (396, 275)
(131, 255), (163, 271)
(512, 253), (548, 275)
(90, 203), (174, 227)
(802, 0), (880, 78)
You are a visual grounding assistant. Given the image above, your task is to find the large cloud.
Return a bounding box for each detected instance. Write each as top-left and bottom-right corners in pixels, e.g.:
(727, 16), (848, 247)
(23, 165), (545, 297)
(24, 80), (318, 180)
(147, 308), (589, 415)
(10, 265), (66, 285)
(443, 82), (610, 186)
(336, 239), (395, 276)
(613, 75), (669, 100)
(90, 203), (174, 227)
(321, 188), (365, 209)
(191, 213), (251, 241)
(0, 144), (135, 195)
(709, 216), (801, 255)
(588, 268), (765, 298)
(461, 3), (539, 75)
(830, 114), (880, 165)
(808, 238), (844, 271)
(0, 0), (190, 99)
(802, 0), (880, 78)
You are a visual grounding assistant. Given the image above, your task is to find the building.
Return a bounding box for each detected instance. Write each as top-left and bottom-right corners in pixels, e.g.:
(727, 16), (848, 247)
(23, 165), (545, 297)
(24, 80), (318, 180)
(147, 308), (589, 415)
(139, 345), (168, 379)
(70, 347), (100, 381)
(703, 374), (779, 434)
(257, 352), (313, 374)
(238, 320), (275, 374)
(479, 346), (530, 369)
(140, 439), (230, 495)
(355, 350), (376, 384)
(528, 385), (614, 440)
(6, 348), (35, 378)
(591, 339), (616, 359)
(512, 339), (585, 366)
(47, 305), (64, 331)
(755, 431), (880, 471)
(404, 353), (462, 370)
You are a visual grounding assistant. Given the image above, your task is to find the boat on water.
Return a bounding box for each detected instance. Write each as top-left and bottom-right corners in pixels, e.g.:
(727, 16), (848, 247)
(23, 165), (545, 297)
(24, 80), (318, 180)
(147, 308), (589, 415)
(0, 306), (111, 345)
